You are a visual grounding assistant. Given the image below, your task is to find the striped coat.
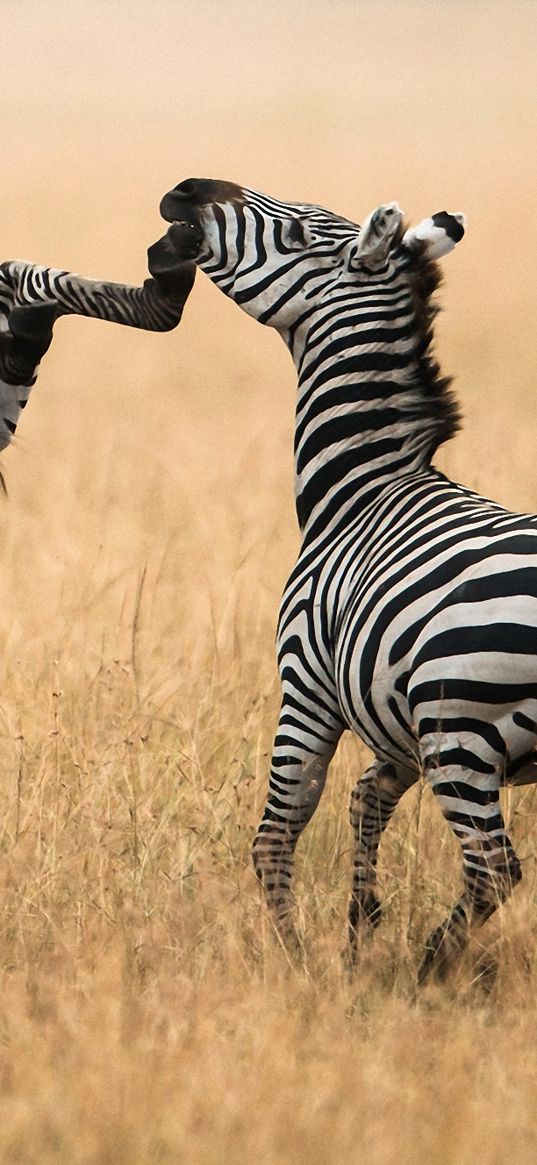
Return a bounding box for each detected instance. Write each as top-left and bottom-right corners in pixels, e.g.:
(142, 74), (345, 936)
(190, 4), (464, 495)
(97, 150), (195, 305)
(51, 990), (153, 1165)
(0, 256), (193, 451)
(151, 179), (535, 982)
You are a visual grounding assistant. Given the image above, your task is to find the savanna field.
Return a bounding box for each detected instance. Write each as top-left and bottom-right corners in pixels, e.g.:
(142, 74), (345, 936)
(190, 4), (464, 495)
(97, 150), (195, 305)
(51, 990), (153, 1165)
(1, 2), (537, 1161)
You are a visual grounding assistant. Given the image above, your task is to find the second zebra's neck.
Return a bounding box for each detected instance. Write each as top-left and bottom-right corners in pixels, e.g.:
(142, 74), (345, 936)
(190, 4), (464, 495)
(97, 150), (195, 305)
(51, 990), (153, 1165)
(285, 265), (459, 543)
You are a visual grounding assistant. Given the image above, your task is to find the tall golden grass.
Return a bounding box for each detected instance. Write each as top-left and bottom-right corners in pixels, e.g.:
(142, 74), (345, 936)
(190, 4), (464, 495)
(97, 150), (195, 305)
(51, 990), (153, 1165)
(1, 1), (537, 1161)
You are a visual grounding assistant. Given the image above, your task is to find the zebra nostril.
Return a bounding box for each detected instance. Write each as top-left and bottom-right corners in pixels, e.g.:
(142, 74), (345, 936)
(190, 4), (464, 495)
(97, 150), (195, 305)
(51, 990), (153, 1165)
(160, 180), (203, 223)
(173, 179), (199, 199)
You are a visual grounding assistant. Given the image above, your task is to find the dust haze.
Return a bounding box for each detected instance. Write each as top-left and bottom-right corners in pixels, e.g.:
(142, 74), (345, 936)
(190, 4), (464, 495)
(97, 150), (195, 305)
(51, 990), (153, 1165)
(1, 3), (537, 1161)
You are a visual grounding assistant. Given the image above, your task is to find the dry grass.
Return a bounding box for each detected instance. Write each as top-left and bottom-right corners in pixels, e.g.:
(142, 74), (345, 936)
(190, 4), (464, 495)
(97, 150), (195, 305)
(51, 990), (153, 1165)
(1, 1), (537, 1161)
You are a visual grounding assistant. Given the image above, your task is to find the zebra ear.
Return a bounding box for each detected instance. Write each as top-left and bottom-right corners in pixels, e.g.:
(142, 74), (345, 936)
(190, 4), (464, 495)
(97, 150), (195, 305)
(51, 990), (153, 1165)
(354, 203), (404, 268)
(402, 211), (466, 259)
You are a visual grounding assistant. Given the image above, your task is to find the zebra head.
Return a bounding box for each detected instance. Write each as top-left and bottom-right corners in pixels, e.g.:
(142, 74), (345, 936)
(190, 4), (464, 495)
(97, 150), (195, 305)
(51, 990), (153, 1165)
(150, 177), (465, 334)
(151, 178), (374, 329)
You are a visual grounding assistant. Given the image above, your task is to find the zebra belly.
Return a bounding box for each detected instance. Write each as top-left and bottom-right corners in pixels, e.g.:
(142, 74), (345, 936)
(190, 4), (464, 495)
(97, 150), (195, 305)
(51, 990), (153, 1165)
(334, 545), (537, 774)
(406, 589), (537, 780)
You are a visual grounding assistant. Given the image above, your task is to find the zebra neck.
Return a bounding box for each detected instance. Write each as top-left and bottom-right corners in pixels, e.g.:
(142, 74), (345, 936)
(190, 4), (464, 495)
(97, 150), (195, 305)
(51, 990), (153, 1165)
(289, 287), (459, 539)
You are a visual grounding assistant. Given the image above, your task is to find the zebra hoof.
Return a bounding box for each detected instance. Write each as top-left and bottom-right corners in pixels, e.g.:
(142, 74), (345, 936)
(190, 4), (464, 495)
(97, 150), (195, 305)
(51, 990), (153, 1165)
(472, 953), (498, 993)
(342, 942), (360, 975)
(147, 238), (197, 302)
(417, 920), (466, 985)
(346, 893), (383, 972)
(348, 891), (383, 933)
(148, 223), (202, 273)
(147, 233), (184, 276)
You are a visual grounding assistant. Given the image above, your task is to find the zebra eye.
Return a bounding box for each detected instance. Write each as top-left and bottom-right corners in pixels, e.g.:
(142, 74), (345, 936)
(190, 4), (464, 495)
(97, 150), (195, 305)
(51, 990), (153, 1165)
(286, 218), (307, 246)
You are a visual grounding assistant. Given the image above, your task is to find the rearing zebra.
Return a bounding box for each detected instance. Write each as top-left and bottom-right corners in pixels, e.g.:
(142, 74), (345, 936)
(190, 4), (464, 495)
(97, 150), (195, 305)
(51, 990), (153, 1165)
(151, 178), (537, 982)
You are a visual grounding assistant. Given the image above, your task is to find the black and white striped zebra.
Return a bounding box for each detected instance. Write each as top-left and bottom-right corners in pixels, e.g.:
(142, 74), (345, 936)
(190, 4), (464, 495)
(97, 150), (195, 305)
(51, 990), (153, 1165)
(0, 254), (195, 451)
(151, 177), (537, 981)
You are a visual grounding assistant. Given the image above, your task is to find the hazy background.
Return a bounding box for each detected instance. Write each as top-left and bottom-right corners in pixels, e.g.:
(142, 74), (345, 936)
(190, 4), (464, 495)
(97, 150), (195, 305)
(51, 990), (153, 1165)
(1, 4), (537, 1161)
(1, 0), (536, 659)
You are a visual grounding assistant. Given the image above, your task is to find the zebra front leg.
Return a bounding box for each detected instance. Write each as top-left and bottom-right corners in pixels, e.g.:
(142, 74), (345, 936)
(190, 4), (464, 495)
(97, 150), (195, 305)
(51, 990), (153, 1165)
(252, 705), (341, 947)
(418, 754), (522, 985)
(0, 256), (195, 333)
(348, 760), (416, 963)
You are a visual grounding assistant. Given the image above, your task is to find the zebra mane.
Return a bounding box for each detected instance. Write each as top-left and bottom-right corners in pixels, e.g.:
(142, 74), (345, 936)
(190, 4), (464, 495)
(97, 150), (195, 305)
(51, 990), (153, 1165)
(404, 239), (462, 456)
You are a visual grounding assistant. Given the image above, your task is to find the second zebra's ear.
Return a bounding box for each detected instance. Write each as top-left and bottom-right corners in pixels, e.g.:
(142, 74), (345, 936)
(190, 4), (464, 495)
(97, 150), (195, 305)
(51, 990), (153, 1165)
(351, 202), (404, 269)
(403, 211), (466, 259)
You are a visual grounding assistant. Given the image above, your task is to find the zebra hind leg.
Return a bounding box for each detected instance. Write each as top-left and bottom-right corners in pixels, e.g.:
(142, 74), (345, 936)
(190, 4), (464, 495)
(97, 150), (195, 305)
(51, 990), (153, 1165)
(418, 754), (522, 985)
(347, 761), (416, 965)
(252, 711), (341, 949)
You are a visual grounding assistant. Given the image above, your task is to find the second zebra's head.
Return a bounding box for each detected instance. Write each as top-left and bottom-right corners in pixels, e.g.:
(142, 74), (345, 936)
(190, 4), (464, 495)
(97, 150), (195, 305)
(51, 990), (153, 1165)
(149, 176), (466, 331)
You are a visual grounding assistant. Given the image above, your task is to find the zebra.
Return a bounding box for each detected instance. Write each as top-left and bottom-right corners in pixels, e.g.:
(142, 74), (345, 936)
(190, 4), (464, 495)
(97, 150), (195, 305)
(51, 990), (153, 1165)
(149, 177), (537, 983)
(0, 252), (196, 451)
